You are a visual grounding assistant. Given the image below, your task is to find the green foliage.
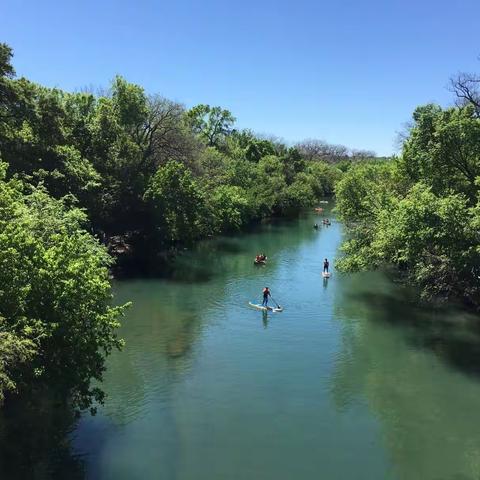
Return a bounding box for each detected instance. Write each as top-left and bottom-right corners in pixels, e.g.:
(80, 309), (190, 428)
(185, 104), (235, 147)
(208, 185), (251, 233)
(0, 162), (127, 409)
(0, 43), (347, 258)
(399, 104), (480, 201)
(306, 162), (342, 197)
(335, 161), (396, 225)
(0, 43), (15, 113)
(145, 161), (206, 244)
(336, 102), (480, 306)
(245, 138), (276, 162)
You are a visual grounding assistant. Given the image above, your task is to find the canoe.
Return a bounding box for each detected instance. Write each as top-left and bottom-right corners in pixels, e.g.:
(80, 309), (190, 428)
(254, 256), (267, 265)
(322, 272), (331, 278)
(248, 302), (283, 313)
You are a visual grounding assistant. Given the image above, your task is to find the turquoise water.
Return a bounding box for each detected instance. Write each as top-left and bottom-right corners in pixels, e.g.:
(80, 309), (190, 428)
(4, 204), (480, 479)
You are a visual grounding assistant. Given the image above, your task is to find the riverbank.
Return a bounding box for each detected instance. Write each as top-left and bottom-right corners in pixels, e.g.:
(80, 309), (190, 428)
(109, 202), (334, 277)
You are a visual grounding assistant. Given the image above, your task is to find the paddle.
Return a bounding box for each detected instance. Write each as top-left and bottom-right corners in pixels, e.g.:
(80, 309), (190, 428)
(270, 295), (281, 309)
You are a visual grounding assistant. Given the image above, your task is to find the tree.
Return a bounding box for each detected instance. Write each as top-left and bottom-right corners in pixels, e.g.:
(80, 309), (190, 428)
(0, 42), (15, 114)
(208, 185), (251, 232)
(139, 95), (195, 168)
(399, 104), (480, 202)
(450, 71), (480, 115)
(279, 147), (305, 184)
(185, 104), (235, 147)
(350, 149), (377, 159)
(0, 42), (343, 272)
(245, 138), (276, 162)
(296, 139), (349, 163)
(249, 155), (288, 215)
(305, 161), (342, 196)
(0, 161), (127, 410)
(145, 161), (206, 244)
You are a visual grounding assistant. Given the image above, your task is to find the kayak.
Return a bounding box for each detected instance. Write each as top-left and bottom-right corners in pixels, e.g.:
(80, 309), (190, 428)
(322, 272), (331, 278)
(248, 302), (283, 313)
(254, 257), (267, 265)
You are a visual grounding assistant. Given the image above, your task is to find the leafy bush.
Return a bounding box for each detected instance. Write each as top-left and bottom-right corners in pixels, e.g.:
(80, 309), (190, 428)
(0, 162), (127, 410)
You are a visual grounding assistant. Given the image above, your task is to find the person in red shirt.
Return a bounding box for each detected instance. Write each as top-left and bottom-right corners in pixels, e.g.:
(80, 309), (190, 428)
(262, 287), (271, 306)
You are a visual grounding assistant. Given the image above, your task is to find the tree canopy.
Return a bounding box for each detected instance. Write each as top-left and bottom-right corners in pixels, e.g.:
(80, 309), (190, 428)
(0, 161), (127, 410)
(336, 93), (480, 307)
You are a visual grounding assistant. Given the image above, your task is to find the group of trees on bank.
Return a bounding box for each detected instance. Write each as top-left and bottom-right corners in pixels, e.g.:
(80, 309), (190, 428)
(335, 66), (480, 308)
(0, 42), (379, 410)
(0, 43), (375, 271)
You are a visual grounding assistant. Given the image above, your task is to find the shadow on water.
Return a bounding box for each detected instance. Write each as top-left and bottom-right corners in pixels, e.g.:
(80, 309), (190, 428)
(347, 286), (480, 379)
(332, 272), (480, 480)
(0, 397), (86, 480)
(122, 211), (324, 284)
(0, 287), (207, 480)
(262, 309), (269, 329)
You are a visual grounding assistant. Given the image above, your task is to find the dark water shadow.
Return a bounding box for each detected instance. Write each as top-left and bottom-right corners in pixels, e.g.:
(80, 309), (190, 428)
(0, 397), (86, 480)
(348, 288), (480, 379)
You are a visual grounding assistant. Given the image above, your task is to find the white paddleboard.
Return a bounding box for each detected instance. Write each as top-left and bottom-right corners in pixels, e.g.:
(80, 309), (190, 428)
(248, 302), (283, 313)
(322, 272), (331, 278)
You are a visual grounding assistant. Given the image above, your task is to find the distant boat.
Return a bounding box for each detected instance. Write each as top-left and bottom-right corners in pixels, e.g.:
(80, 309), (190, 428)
(254, 256), (267, 265)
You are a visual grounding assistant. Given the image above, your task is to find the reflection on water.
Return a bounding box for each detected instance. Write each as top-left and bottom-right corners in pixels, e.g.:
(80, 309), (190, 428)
(2, 204), (480, 480)
(262, 310), (269, 329)
(0, 397), (85, 480)
(332, 273), (480, 480)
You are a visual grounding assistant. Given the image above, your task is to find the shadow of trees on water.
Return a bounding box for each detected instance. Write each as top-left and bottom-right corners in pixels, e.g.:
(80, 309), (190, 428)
(0, 396), (87, 480)
(349, 287), (480, 379)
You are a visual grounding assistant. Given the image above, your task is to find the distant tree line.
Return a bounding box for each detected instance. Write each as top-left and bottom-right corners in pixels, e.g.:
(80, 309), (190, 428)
(295, 139), (377, 163)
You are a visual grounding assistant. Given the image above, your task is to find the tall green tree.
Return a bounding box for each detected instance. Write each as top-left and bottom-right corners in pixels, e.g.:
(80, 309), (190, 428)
(145, 160), (206, 244)
(399, 104), (480, 201)
(0, 162), (127, 410)
(185, 104), (235, 147)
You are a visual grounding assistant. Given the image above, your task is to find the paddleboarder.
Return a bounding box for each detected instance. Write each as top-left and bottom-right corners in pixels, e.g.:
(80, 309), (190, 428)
(262, 287), (271, 306)
(323, 258), (329, 273)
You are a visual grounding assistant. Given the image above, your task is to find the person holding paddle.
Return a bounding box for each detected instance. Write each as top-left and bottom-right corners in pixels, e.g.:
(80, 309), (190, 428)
(262, 287), (271, 306)
(323, 258), (329, 273)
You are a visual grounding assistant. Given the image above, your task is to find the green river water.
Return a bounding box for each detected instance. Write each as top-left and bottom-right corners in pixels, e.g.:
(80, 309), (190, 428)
(3, 204), (480, 479)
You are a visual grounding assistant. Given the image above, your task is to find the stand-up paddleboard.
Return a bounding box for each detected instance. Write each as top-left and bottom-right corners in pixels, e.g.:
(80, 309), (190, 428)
(322, 272), (331, 278)
(248, 302), (283, 313)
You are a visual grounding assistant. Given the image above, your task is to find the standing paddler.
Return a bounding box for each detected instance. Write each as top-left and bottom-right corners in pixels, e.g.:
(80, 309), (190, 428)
(262, 287), (271, 306)
(323, 258), (329, 273)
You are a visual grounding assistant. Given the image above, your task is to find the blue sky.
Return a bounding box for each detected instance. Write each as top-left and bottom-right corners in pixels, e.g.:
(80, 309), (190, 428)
(2, 0), (479, 155)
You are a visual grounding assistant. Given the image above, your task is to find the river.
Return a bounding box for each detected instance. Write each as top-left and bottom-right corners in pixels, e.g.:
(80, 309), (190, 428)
(4, 203), (480, 479)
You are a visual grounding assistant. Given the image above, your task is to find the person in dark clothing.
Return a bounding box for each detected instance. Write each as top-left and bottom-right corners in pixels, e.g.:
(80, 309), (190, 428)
(323, 258), (329, 273)
(262, 287), (271, 306)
